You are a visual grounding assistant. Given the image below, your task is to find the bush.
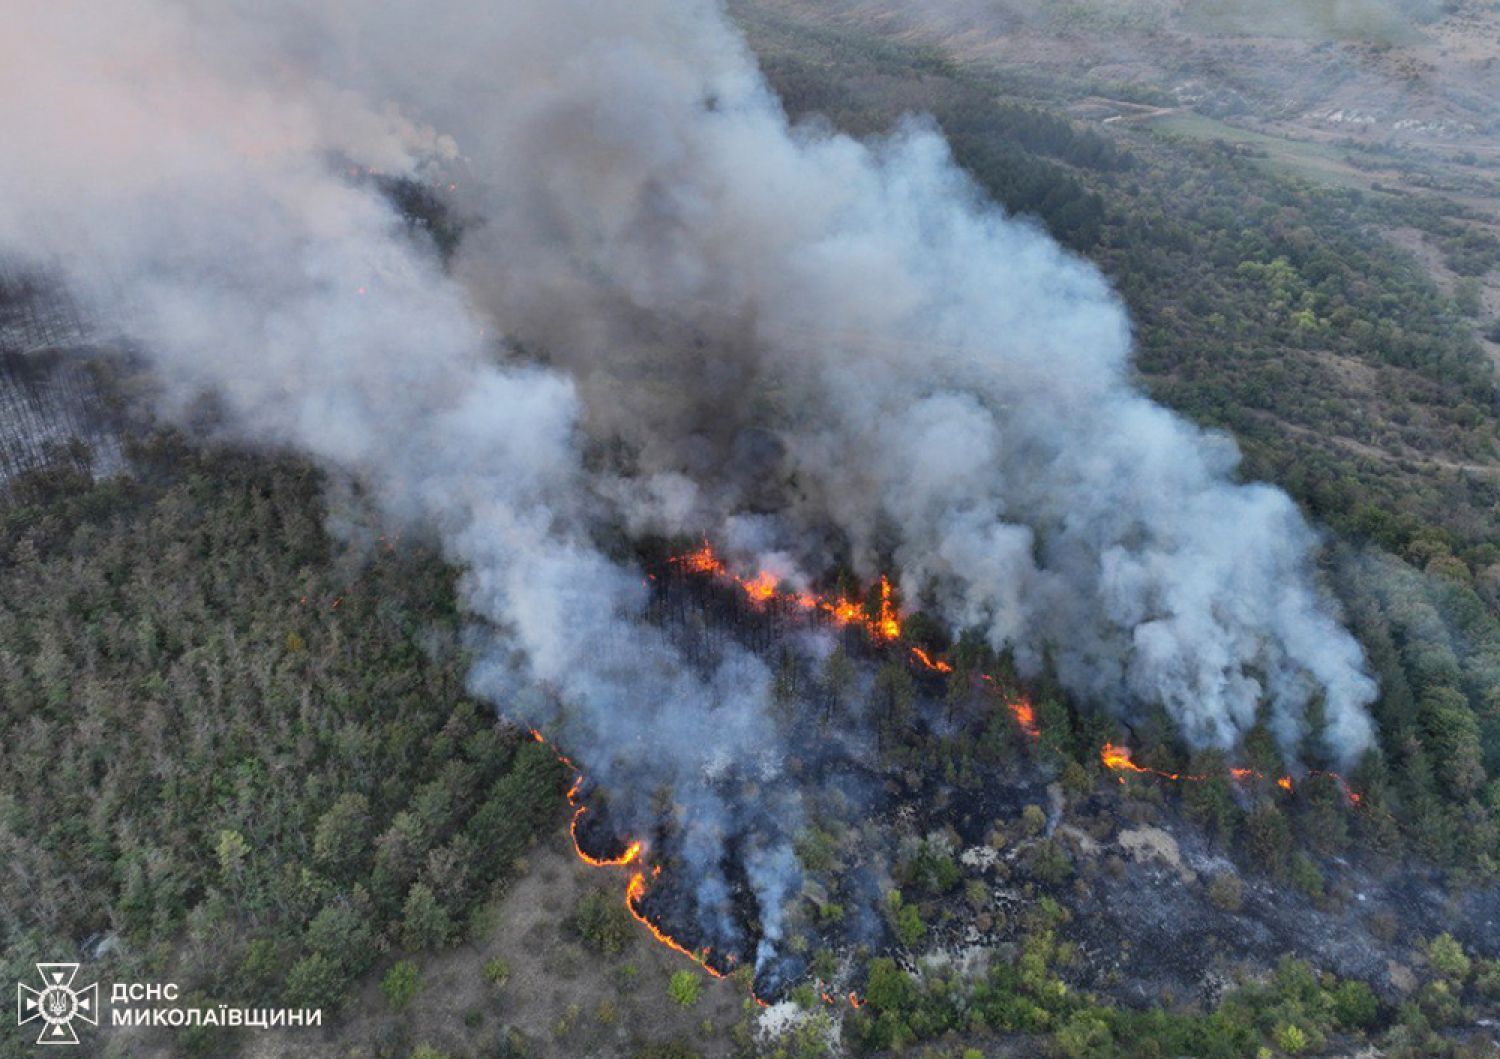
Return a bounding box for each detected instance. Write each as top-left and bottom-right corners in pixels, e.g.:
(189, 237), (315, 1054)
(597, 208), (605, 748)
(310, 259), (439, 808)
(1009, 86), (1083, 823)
(483, 957), (511, 987)
(1274, 1023), (1309, 1054)
(668, 970), (701, 1007)
(896, 902), (926, 948)
(382, 960), (421, 1011)
(1289, 853), (1325, 898)
(1332, 979), (1379, 1029)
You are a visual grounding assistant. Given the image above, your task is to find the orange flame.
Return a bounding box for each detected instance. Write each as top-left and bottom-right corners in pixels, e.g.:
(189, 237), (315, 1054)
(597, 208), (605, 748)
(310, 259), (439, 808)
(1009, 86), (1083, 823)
(910, 647), (953, 673)
(1008, 696), (1040, 740)
(874, 577), (901, 641)
(1101, 743), (1359, 807)
(569, 805), (643, 867)
(626, 872), (728, 979)
(533, 724), (754, 990)
(672, 543), (903, 644)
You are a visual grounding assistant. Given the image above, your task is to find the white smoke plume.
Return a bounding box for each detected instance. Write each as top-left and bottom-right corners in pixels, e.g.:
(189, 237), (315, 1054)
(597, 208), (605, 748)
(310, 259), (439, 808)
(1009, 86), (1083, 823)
(2, 0), (1375, 957)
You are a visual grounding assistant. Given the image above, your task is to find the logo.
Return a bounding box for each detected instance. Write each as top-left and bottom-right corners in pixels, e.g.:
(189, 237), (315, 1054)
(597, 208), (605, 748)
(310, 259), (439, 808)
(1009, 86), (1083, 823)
(17, 964), (98, 1046)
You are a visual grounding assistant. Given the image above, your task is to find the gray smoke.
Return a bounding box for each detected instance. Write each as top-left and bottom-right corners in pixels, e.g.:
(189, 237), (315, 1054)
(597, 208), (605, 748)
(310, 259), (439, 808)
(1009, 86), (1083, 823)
(2, 0), (1374, 954)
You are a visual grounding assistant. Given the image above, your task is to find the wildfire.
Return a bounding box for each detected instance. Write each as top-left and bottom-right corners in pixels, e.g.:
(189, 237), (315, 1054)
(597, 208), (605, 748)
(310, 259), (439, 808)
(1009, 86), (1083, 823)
(670, 543), (901, 643)
(531, 723), (752, 992)
(1099, 743), (1361, 807)
(874, 577), (901, 641)
(1100, 741), (1182, 780)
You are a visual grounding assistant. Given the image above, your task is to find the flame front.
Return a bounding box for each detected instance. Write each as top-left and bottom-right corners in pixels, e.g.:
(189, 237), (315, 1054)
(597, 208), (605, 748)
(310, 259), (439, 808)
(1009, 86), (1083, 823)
(1099, 743), (1360, 806)
(533, 725), (749, 993)
(671, 543), (903, 644)
(626, 871), (728, 978)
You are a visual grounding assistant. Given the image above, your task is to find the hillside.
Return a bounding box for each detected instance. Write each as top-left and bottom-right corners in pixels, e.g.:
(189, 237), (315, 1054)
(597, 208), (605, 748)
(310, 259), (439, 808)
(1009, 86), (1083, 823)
(2, 2), (1499, 1058)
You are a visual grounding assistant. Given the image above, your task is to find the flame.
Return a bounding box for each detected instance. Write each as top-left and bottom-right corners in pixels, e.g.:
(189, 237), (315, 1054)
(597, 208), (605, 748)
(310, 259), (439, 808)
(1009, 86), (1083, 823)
(1100, 743), (1359, 807)
(672, 544), (1049, 747)
(910, 647), (952, 673)
(530, 722), (754, 994)
(849, 993), (865, 1009)
(1101, 742), (1167, 777)
(742, 570), (778, 602)
(626, 872), (728, 978)
(1008, 695), (1040, 740)
(671, 543), (902, 643)
(874, 577), (901, 641)
(569, 805), (643, 867)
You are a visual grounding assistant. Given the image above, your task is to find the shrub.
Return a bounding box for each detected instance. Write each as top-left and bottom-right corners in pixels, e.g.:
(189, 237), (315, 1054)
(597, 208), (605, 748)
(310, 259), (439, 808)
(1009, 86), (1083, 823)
(668, 970), (701, 1007)
(483, 957), (511, 987)
(1206, 872), (1244, 912)
(382, 960), (421, 1011)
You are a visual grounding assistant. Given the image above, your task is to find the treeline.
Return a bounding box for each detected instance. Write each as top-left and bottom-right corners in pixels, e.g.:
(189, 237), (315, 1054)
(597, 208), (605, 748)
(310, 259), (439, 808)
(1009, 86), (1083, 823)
(0, 436), (565, 1058)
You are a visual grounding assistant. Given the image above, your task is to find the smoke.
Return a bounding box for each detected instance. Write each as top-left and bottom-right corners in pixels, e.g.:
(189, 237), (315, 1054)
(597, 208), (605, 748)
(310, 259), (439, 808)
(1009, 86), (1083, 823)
(2, 0), (1374, 958)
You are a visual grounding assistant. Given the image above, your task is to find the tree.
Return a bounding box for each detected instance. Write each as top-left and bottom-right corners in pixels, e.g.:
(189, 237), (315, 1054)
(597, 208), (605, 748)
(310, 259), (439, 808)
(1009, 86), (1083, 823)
(400, 883), (454, 950)
(667, 970), (701, 1007)
(282, 952), (346, 1011)
(313, 793), (372, 879)
(1055, 1009), (1113, 1059)
(566, 890), (634, 955)
(306, 887), (376, 977)
(1427, 933), (1471, 981)
(1419, 687), (1486, 798)
(896, 902), (926, 948)
(820, 647), (854, 727)
(1245, 802), (1291, 878)
(215, 829), (249, 881)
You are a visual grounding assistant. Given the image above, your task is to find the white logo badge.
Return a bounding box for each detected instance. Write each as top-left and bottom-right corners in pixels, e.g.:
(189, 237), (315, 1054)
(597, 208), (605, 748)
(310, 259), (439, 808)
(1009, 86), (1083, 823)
(17, 964), (98, 1046)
